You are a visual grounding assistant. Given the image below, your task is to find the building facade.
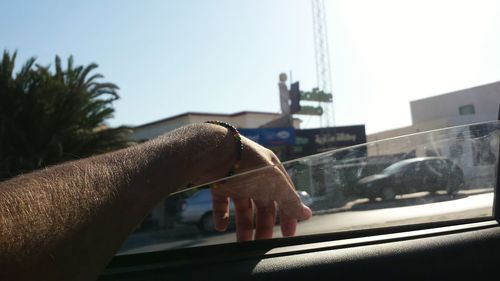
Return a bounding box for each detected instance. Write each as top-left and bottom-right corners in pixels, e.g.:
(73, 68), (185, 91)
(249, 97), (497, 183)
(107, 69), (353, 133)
(367, 81), (500, 189)
(131, 111), (302, 142)
(368, 81), (500, 155)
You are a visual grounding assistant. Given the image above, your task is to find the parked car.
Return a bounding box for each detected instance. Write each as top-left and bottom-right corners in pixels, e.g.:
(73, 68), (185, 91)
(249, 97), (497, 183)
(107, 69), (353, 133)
(297, 190), (313, 206)
(177, 188), (313, 233)
(355, 157), (465, 201)
(176, 188), (235, 233)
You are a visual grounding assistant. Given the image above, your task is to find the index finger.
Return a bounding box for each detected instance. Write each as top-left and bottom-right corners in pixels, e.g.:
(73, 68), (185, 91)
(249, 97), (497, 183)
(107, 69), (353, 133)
(270, 166), (312, 222)
(211, 189), (230, 232)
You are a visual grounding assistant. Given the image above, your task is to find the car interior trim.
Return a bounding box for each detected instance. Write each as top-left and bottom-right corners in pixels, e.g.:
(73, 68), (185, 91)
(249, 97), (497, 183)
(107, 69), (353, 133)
(101, 218), (497, 278)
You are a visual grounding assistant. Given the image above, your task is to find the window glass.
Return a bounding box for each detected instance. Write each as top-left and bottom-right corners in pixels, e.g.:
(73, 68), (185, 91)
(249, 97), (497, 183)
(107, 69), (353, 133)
(118, 121), (499, 255)
(459, 105), (476, 115)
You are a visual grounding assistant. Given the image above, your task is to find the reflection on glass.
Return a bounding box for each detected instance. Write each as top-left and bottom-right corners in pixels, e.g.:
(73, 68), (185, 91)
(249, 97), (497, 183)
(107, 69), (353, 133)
(118, 121), (499, 255)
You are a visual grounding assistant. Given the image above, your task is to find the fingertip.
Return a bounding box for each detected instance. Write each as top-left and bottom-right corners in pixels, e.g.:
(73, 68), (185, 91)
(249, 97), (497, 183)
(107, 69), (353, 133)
(301, 204), (312, 220)
(279, 217), (297, 237)
(282, 229), (296, 237)
(214, 213), (229, 232)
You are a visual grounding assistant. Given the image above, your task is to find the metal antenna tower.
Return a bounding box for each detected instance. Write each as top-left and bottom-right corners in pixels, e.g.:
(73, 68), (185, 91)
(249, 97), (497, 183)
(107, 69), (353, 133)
(311, 0), (335, 128)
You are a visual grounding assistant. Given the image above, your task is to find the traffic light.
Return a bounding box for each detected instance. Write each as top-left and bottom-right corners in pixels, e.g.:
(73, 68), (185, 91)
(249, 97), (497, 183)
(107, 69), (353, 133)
(290, 81), (325, 116)
(290, 81), (301, 114)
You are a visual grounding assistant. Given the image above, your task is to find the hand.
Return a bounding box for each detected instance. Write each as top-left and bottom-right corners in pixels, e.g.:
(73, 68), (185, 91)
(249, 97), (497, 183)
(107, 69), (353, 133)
(209, 136), (312, 241)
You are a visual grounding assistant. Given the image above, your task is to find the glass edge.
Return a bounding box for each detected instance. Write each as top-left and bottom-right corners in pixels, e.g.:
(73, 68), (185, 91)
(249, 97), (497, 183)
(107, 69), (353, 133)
(173, 120), (500, 195)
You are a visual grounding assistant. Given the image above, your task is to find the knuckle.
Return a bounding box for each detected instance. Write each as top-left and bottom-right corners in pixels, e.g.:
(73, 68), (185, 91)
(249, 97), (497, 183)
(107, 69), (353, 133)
(258, 204), (275, 214)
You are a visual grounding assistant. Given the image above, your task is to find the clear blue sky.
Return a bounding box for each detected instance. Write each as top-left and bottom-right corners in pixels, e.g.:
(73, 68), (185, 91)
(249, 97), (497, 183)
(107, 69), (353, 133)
(2, 0), (500, 134)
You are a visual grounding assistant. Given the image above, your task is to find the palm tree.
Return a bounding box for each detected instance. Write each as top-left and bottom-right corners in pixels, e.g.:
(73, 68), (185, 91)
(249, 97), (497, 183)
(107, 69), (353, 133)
(0, 50), (132, 180)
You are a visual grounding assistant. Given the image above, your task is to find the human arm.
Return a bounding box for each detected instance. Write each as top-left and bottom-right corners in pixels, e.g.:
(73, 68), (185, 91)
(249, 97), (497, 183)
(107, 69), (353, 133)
(0, 123), (311, 280)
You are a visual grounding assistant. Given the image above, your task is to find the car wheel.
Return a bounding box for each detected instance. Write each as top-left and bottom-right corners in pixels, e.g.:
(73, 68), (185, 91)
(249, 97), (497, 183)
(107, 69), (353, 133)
(428, 188), (438, 195)
(381, 188), (396, 201)
(446, 176), (462, 195)
(198, 212), (216, 233)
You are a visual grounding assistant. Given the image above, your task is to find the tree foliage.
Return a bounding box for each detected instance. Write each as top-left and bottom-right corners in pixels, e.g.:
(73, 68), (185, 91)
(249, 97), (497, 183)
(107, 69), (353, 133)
(0, 50), (132, 180)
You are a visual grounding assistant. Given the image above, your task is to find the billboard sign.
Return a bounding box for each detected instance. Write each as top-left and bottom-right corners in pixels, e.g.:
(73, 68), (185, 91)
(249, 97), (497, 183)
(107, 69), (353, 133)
(290, 125), (367, 158)
(239, 127), (296, 146)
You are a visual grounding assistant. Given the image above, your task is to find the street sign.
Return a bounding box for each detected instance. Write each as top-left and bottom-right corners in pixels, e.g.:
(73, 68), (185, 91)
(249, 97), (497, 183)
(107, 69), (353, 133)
(296, 106), (323, 116)
(300, 88), (332, 102)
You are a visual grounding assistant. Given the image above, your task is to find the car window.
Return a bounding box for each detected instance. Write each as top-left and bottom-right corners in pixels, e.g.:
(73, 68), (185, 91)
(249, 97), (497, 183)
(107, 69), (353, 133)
(382, 160), (408, 175)
(118, 121), (499, 255)
(188, 189), (209, 201)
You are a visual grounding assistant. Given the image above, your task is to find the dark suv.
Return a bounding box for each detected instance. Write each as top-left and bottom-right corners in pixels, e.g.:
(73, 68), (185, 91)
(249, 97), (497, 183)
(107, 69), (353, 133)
(355, 157), (465, 201)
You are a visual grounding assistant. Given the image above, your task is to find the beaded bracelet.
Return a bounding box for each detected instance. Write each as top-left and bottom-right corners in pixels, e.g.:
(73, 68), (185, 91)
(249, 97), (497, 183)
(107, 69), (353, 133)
(205, 121), (243, 179)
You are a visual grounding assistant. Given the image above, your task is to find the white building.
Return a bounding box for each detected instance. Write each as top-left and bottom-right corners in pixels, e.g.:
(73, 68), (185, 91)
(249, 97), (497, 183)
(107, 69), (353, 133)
(368, 81), (500, 153)
(367, 81), (500, 188)
(411, 81), (500, 128)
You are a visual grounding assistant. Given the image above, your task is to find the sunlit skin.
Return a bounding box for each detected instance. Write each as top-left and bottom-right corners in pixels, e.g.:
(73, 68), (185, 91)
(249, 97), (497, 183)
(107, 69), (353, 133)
(0, 123), (311, 281)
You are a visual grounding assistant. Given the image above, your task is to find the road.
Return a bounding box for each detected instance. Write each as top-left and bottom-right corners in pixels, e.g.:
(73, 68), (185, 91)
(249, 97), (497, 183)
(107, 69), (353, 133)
(118, 191), (494, 255)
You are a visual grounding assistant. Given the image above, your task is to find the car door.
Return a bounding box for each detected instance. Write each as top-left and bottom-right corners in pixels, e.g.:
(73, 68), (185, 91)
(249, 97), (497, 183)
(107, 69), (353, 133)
(428, 159), (447, 192)
(400, 161), (421, 193)
(418, 160), (438, 192)
(101, 120), (500, 281)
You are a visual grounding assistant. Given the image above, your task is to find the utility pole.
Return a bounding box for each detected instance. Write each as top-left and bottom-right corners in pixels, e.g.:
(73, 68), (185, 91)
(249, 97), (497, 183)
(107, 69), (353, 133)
(311, 0), (335, 128)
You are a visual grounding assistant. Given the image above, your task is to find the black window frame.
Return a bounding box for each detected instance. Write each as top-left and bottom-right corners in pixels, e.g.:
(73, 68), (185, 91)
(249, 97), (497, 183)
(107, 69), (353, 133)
(494, 105), (500, 222)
